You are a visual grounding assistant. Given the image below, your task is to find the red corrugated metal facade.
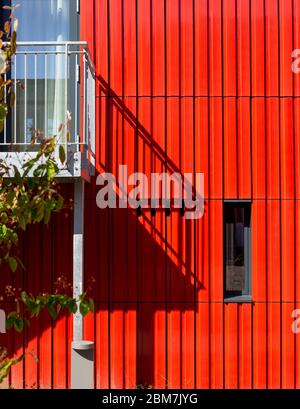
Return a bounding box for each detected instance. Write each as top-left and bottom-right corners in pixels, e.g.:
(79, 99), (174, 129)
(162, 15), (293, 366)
(2, 0), (300, 388)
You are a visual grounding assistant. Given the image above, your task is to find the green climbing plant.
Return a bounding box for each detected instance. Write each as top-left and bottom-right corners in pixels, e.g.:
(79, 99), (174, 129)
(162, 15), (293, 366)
(0, 4), (94, 385)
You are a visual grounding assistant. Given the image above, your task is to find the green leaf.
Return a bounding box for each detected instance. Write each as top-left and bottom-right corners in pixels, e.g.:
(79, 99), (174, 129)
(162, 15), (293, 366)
(0, 104), (7, 120)
(18, 215), (26, 231)
(56, 304), (61, 315)
(59, 145), (66, 164)
(46, 161), (56, 179)
(56, 195), (64, 211)
(44, 208), (51, 224)
(14, 317), (24, 332)
(88, 298), (95, 313)
(4, 21), (10, 35)
(47, 304), (57, 320)
(79, 301), (89, 317)
(8, 256), (17, 272)
(12, 165), (21, 183)
(0, 223), (7, 239)
(6, 312), (17, 330)
(20, 291), (28, 304)
(14, 256), (25, 270)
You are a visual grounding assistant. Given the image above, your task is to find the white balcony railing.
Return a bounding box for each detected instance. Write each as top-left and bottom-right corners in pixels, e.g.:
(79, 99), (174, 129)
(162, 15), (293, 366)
(0, 41), (95, 179)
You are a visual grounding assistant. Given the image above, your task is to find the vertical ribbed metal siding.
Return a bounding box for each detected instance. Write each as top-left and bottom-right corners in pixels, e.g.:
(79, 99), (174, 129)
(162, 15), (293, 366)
(83, 0), (300, 389)
(2, 0), (300, 388)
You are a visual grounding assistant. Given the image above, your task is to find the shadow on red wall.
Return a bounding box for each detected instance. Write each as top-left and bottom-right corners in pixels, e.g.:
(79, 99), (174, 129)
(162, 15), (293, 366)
(0, 75), (205, 389)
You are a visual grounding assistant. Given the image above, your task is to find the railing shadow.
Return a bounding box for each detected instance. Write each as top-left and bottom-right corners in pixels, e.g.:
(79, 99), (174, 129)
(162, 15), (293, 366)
(0, 75), (206, 388)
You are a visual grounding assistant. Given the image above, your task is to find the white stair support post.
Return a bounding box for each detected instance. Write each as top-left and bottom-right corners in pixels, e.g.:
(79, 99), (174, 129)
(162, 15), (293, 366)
(71, 179), (94, 389)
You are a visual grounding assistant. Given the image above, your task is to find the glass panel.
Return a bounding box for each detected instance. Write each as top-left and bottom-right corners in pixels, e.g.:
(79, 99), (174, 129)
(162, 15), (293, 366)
(7, 0), (78, 146)
(224, 205), (250, 297)
(15, 0), (78, 42)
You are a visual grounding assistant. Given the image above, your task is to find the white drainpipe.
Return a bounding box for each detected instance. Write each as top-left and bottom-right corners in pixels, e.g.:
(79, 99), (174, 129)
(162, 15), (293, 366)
(71, 179), (94, 389)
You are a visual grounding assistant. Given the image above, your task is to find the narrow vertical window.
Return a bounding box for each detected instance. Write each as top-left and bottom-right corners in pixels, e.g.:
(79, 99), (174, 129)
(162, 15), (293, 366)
(224, 201), (252, 301)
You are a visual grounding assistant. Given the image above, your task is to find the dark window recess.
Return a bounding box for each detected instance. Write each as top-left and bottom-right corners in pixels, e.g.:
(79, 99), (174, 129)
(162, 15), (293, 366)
(224, 202), (251, 300)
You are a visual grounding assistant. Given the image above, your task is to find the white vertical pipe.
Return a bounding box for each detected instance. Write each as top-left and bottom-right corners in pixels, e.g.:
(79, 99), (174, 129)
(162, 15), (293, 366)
(83, 54), (86, 146)
(24, 54), (27, 143)
(73, 179), (85, 342)
(64, 43), (68, 152)
(34, 54), (37, 139)
(45, 54), (48, 137)
(75, 54), (78, 149)
(4, 73), (6, 144)
(14, 55), (17, 144)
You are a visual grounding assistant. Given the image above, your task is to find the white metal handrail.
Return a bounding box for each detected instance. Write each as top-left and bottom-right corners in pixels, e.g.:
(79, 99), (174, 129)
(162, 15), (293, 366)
(0, 41), (95, 163)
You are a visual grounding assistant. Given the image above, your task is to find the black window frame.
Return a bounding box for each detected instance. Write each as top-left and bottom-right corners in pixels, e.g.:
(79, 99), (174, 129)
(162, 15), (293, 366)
(223, 200), (252, 303)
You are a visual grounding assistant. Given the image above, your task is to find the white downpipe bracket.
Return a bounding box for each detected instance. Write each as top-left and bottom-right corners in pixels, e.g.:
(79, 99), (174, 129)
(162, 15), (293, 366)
(71, 180), (94, 389)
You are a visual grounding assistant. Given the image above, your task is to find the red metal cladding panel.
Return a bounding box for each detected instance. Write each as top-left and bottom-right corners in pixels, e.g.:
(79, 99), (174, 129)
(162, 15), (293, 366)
(252, 99), (266, 198)
(123, 0), (136, 97)
(224, 303), (238, 389)
(266, 99), (280, 198)
(109, 0), (123, 97)
(210, 302), (223, 389)
(296, 200), (300, 388)
(152, 0), (165, 96)
(24, 225), (42, 389)
(166, 212), (182, 303)
(153, 307), (167, 389)
(138, 0), (151, 96)
(39, 225), (53, 389)
(195, 98), (209, 200)
(282, 303), (295, 388)
(195, 201), (209, 303)
(209, 99), (223, 198)
(138, 211), (158, 303)
(194, 0), (208, 96)
(223, 0), (236, 97)
(95, 0), (108, 84)
(279, 0), (293, 96)
(237, 98), (251, 198)
(280, 98), (295, 198)
(267, 201), (281, 302)
(253, 303), (267, 388)
(294, 0), (300, 96)
(281, 200), (295, 302)
(238, 304), (252, 389)
(181, 98), (194, 176)
(267, 303), (281, 388)
(181, 307), (195, 389)
(52, 212), (72, 389)
(110, 306), (125, 388)
(209, 201), (223, 388)
(125, 309), (137, 388)
(110, 210), (128, 303)
(80, 0), (95, 61)
(95, 305), (109, 389)
(237, 0), (250, 96)
(196, 303), (210, 388)
(208, 0), (222, 96)
(252, 200), (267, 302)
(295, 99), (300, 199)
(138, 98), (152, 193)
(167, 97), (180, 167)
(180, 0), (193, 96)
(166, 0), (179, 96)
(251, 0), (265, 96)
(224, 98), (237, 198)
(265, 0), (279, 96)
